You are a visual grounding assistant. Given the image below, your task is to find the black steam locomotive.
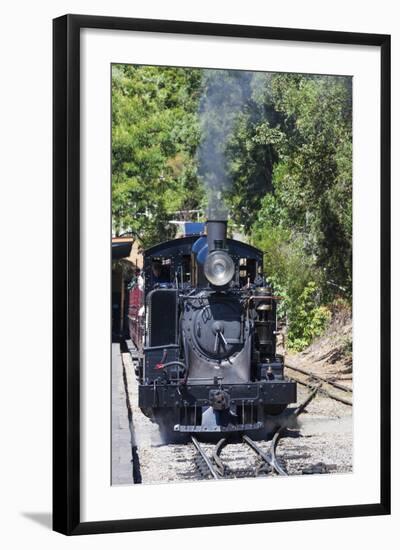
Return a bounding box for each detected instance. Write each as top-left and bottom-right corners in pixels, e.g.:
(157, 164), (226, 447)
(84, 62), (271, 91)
(129, 220), (296, 435)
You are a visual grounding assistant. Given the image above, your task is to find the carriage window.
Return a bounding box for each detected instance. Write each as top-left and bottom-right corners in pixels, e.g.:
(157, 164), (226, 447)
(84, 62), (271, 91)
(181, 255), (191, 284)
(239, 258), (247, 281)
(239, 258), (257, 286)
(151, 258), (171, 285)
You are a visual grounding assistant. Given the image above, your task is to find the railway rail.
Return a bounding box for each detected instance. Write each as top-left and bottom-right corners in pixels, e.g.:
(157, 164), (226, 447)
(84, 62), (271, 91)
(122, 343), (352, 484)
(285, 363), (353, 407)
(191, 385), (320, 480)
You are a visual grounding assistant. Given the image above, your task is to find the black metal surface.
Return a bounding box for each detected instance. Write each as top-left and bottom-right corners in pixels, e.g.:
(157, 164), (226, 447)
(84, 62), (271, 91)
(147, 289), (178, 347)
(143, 236), (263, 294)
(206, 220), (227, 251)
(138, 380), (297, 409)
(189, 297), (243, 359)
(145, 235), (262, 261)
(144, 347), (181, 381)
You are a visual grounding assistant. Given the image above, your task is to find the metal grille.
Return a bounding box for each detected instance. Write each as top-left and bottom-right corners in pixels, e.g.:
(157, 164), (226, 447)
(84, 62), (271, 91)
(147, 289), (178, 346)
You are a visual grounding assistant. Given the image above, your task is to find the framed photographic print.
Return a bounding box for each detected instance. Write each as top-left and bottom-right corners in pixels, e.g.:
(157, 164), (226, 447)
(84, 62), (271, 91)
(53, 14), (391, 535)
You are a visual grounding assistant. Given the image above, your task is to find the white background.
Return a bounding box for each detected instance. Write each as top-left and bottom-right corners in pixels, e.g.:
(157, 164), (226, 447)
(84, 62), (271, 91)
(0, 0), (398, 548)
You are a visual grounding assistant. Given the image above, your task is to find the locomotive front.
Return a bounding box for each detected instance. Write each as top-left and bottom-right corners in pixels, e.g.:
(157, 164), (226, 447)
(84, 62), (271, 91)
(138, 220), (297, 434)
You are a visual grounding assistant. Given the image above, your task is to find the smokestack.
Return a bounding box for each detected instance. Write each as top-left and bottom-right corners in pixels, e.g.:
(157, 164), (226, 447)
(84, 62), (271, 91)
(206, 220), (227, 252)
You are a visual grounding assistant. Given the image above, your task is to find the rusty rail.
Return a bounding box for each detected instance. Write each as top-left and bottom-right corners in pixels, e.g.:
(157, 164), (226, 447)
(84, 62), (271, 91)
(285, 363), (352, 393)
(288, 372), (353, 407)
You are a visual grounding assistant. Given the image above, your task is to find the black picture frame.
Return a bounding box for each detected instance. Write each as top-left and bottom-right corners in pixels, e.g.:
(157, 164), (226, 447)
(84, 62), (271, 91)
(53, 14), (391, 535)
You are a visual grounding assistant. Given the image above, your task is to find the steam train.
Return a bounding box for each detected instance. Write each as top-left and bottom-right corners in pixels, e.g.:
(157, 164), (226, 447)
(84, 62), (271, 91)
(128, 220), (296, 435)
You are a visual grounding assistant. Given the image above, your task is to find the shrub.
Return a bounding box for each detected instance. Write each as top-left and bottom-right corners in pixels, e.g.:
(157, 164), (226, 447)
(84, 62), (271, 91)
(286, 282), (331, 351)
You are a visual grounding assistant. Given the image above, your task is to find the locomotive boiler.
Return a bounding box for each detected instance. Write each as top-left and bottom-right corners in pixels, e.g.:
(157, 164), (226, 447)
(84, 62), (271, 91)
(128, 220), (296, 435)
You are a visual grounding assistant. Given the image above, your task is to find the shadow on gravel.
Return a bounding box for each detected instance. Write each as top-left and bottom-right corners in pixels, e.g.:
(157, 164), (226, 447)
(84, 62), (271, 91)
(154, 405), (307, 445)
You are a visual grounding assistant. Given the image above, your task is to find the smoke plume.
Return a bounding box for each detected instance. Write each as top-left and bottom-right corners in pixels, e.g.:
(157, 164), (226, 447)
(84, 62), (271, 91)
(198, 70), (253, 220)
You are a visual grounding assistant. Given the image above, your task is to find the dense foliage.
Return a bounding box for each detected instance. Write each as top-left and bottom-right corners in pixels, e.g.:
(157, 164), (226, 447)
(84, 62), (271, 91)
(112, 66), (352, 349)
(112, 65), (203, 247)
(226, 74), (352, 348)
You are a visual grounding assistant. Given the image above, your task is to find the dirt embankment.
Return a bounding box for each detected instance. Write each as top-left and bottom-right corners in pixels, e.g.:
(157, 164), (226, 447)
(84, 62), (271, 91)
(284, 303), (352, 380)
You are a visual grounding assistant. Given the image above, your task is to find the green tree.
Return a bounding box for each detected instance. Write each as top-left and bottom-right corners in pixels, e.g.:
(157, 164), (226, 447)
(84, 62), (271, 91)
(112, 64), (203, 247)
(245, 74), (352, 347)
(268, 74), (353, 296)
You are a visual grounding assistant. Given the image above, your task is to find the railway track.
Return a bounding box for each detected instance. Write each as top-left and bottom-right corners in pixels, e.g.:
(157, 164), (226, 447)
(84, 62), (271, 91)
(192, 385), (319, 480)
(122, 345), (352, 483)
(285, 363), (352, 407)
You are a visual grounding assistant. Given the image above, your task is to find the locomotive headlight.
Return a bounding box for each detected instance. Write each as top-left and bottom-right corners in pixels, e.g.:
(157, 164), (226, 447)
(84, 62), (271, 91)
(204, 250), (235, 287)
